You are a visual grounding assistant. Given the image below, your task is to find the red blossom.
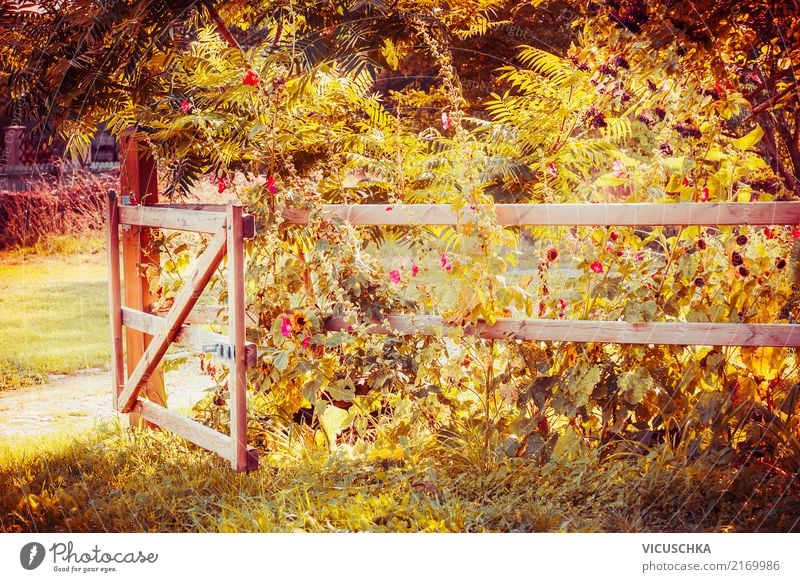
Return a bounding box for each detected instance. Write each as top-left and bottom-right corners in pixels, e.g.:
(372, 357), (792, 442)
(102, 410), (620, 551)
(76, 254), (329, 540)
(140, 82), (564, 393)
(764, 227), (775, 239)
(280, 316), (292, 338)
(266, 175), (277, 194)
(792, 226), (800, 239)
(411, 261), (420, 277)
(385, 206), (393, 211)
(441, 111), (451, 130)
(441, 252), (448, 268)
(610, 232), (619, 241)
(558, 298), (567, 310)
(445, 263), (452, 272)
(546, 247), (559, 262)
(590, 260), (604, 274)
(181, 99), (191, 114)
(699, 187), (710, 202)
(243, 70), (260, 86)
(389, 269), (401, 284)
(546, 161), (558, 178)
(217, 177), (227, 193)
(302, 336), (310, 349)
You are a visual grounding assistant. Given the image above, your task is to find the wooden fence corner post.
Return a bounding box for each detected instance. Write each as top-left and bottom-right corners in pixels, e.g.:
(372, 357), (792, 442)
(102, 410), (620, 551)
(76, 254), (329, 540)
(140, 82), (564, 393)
(119, 134), (167, 427)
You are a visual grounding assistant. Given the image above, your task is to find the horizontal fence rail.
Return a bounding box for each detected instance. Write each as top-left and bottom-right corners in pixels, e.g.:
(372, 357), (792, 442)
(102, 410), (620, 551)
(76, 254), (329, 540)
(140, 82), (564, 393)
(282, 202), (800, 227)
(120, 205), (256, 237)
(325, 316), (800, 347)
(287, 202), (800, 348)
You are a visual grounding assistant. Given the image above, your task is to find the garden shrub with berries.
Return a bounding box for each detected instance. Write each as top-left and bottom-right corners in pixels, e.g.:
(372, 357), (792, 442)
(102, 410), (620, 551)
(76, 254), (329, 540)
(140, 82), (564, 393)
(143, 3), (800, 503)
(6, 0), (800, 530)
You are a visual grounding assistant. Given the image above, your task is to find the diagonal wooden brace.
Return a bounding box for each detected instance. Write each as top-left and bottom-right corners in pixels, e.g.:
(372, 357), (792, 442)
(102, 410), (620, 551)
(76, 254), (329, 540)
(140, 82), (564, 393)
(118, 227), (227, 413)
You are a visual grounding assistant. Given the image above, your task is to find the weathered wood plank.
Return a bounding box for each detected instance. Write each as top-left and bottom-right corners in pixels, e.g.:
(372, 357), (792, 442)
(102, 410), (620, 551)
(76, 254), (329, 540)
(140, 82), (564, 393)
(283, 202), (800, 227)
(151, 204), (257, 239)
(119, 228), (227, 413)
(106, 191), (125, 410)
(121, 307), (258, 367)
(120, 205), (227, 234)
(133, 399), (258, 471)
(227, 202), (253, 472)
(325, 315), (800, 347)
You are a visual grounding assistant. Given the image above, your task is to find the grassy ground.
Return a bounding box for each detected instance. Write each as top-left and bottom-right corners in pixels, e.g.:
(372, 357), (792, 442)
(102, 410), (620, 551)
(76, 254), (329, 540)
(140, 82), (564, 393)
(0, 247), (108, 389)
(1, 422), (798, 533)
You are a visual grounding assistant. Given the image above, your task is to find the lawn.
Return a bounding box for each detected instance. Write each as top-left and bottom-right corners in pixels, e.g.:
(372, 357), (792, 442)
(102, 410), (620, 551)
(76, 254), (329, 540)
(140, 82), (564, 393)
(0, 251), (109, 389)
(1, 420), (798, 533)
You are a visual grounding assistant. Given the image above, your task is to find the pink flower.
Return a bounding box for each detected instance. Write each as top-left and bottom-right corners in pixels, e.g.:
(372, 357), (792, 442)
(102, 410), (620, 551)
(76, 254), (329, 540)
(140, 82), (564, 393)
(699, 187), (709, 202)
(389, 269), (401, 284)
(558, 298), (567, 310)
(411, 261), (420, 277)
(445, 263), (452, 271)
(266, 175), (277, 194)
(441, 111), (451, 130)
(181, 99), (191, 114)
(635, 252), (644, 261)
(243, 70), (260, 86)
(302, 336), (310, 349)
(612, 160), (626, 178)
(546, 161), (558, 178)
(590, 260), (604, 274)
(217, 177), (227, 194)
(280, 316), (292, 338)
(441, 252), (448, 268)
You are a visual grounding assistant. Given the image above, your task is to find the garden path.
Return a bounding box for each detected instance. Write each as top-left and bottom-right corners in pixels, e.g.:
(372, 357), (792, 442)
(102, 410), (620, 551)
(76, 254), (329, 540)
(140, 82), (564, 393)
(0, 363), (211, 440)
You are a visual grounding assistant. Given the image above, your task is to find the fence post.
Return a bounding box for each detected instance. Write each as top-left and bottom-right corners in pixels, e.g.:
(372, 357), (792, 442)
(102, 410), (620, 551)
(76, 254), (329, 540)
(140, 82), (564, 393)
(106, 191), (125, 410)
(227, 202), (252, 471)
(119, 134), (167, 427)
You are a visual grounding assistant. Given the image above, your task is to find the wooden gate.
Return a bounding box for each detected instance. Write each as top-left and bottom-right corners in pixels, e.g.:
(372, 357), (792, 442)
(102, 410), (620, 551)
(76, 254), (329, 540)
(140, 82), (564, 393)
(106, 193), (259, 472)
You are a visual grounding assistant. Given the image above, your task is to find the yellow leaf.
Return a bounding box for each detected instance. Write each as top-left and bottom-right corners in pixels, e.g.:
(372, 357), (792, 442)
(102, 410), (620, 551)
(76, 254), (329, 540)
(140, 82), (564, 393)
(666, 173), (683, 193)
(732, 126), (764, 151)
(594, 172), (626, 187)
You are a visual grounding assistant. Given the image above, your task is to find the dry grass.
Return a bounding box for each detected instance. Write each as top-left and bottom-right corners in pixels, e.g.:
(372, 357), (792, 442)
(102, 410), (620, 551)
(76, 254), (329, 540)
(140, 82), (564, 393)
(1, 419), (797, 533)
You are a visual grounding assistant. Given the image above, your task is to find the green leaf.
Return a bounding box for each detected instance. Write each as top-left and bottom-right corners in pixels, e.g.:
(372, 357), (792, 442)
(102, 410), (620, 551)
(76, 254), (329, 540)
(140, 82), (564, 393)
(552, 427), (581, 461)
(732, 125), (764, 151)
(619, 368), (654, 405)
(564, 364), (602, 407)
(329, 379), (356, 402)
(273, 350), (289, 372)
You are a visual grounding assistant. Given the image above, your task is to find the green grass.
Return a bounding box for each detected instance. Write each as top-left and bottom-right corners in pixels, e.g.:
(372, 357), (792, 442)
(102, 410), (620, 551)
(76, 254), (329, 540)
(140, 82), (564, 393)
(0, 251), (108, 389)
(1, 421), (798, 533)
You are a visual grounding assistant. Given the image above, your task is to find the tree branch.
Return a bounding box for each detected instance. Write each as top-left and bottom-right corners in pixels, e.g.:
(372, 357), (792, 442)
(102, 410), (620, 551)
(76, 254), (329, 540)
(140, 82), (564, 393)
(760, 119), (800, 198)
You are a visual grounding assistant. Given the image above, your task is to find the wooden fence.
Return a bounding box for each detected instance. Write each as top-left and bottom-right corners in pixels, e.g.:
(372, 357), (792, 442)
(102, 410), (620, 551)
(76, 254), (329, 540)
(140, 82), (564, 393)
(108, 198), (800, 472)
